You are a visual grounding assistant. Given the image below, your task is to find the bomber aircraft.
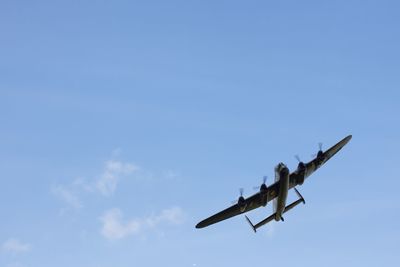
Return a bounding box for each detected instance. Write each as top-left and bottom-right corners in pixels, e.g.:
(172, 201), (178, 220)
(196, 135), (352, 232)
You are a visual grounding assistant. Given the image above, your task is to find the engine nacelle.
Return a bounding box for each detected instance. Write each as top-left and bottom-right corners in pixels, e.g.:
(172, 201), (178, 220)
(297, 161), (305, 171)
(259, 184), (268, 206)
(238, 196), (247, 212)
(315, 150), (326, 167)
(296, 162), (306, 185)
(260, 183), (267, 194)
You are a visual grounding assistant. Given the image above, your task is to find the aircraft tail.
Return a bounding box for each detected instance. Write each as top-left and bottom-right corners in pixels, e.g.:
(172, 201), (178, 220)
(245, 188), (305, 233)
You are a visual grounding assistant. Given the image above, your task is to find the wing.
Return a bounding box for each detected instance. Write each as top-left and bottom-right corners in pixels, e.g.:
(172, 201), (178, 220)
(196, 135), (352, 229)
(289, 135), (352, 187)
(195, 182), (280, 228)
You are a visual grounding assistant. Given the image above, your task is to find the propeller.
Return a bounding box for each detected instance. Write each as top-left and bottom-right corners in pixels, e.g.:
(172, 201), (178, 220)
(311, 142), (323, 158)
(295, 155), (305, 166)
(295, 154), (306, 179)
(231, 188), (245, 204)
(253, 176), (267, 190)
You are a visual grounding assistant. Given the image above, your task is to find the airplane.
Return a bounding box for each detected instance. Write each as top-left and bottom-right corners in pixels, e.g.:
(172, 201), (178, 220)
(196, 135), (352, 232)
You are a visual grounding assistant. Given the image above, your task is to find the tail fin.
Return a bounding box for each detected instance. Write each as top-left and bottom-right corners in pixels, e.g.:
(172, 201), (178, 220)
(245, 216), (257, 233)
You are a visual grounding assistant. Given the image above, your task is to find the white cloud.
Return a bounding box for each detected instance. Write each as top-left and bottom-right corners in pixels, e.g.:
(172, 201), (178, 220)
(2, 239), (31, 254)
(72, 177), (94, 193)
(100, 207), (184, 240)
(52, 159), (139, 211)
(96, 160), (139, 196)
(145, 207), (185, 226)
(99, 208), (141, 240)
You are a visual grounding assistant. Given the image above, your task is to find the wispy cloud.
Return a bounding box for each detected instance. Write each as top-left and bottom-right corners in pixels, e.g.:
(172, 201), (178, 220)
(51, 184), (82, 210)
(2, 239), (31, 254)
(163, 170), (180, 180)
(100, 207), (185, 240)
(96, 160), (139, 196)
(99, 208), (141, 239)
(52, 159), (139, 210)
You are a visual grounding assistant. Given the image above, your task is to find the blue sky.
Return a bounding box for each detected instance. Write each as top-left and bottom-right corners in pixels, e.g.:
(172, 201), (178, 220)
(1, 1), (399, 266)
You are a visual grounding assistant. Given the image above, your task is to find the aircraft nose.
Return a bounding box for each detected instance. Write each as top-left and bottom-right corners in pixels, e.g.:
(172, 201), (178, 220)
(280, 166), (289, 176)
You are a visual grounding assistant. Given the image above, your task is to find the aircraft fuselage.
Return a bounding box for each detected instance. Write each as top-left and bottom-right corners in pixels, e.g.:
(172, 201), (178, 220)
(274, 163), (290, 221)
(195, 135), (353, 231)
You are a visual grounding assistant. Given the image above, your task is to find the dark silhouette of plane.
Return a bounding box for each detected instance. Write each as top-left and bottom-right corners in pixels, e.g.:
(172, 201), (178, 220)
(196, 135), (352, 232)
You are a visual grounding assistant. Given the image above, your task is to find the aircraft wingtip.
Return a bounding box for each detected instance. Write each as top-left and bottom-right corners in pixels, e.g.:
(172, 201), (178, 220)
(195, 222), (204, 229)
